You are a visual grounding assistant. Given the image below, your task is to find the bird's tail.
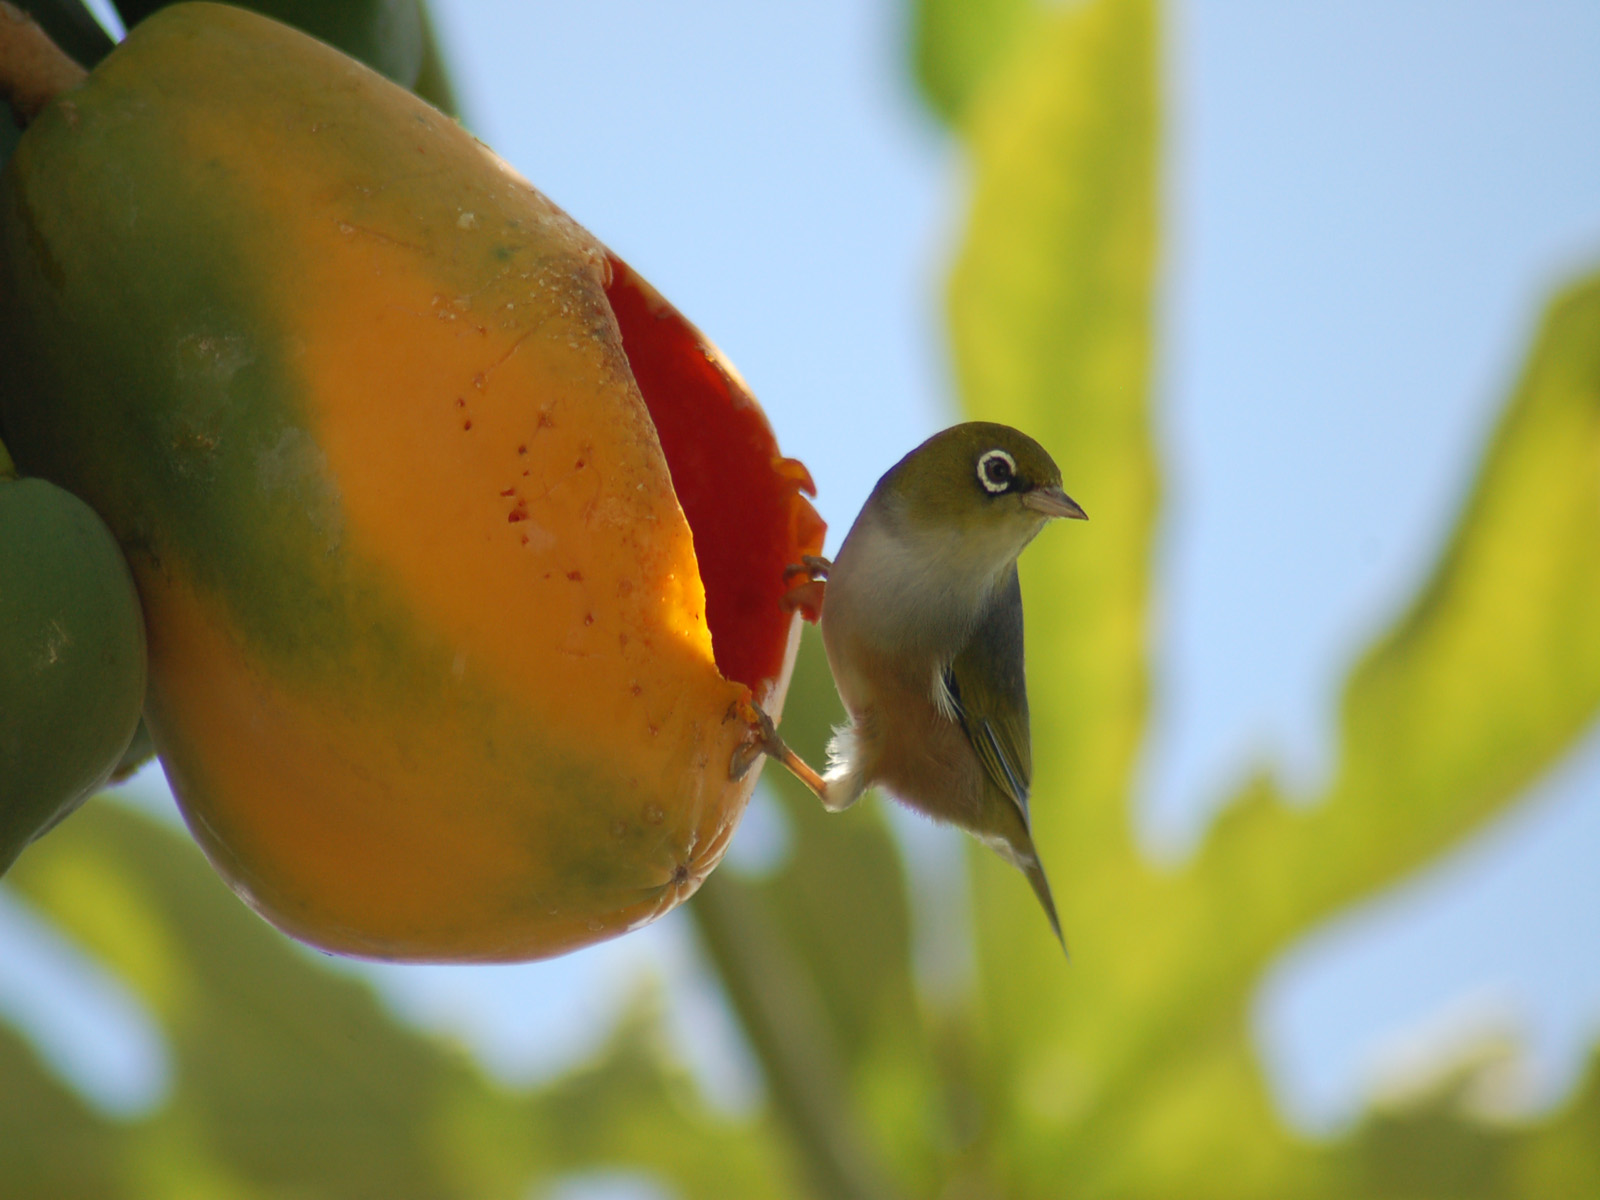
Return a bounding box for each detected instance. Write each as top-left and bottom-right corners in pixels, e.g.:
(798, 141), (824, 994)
(982, 823), (1069, 956)
(1020, 854), (1068, 958)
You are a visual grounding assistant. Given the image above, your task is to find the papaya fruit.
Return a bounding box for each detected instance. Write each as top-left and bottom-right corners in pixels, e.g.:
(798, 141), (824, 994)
(112, 0), (426, 92)
(109, 715), (154, 782)
(1, 450), (147, 875)
(0, 2), (824, 960)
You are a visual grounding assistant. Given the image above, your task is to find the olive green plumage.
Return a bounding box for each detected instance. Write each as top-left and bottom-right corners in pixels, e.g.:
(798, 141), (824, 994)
(806, 422), (1085, 948)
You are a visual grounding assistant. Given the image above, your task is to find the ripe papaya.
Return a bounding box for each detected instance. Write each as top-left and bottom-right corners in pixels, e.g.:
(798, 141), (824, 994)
(0, 3), (823, 960)
(1, 457), (147, 875)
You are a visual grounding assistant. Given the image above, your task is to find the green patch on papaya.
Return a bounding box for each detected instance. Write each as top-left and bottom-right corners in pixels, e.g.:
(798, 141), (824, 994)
(1, 34), (435, 701)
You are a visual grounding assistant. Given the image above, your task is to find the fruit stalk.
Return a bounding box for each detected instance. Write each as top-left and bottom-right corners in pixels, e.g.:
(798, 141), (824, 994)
(0, 1), (85, 128)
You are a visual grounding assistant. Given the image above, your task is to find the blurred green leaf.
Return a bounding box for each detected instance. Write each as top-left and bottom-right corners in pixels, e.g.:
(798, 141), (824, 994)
(724, 630), (919, 1070)
(1327, 1041), (1600, 1199)
(1190, 275), (1600, 959)
(6, 802), (471, 1197)
(1, 801), (797, 1199)
(410, 1), (459, 119)
(0, 1023), (124, 1194)
(911, 0), (1035, 127)
(690, 629), (922, 1199)
(943, 0), (1160, 1113)
(1094, 267), (1600, 1199)
(910, 0), (1600, 1193)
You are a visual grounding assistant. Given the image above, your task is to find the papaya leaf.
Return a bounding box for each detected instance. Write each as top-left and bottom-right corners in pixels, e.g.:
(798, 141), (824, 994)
(910, 0), (1036, 128)
(1, 801), (795, 1199)
(0, 1022), (126, 1195)
(5, 803), (470, 1197)
(1087, 268), (1600, 1198)
(942, 0), (1159, 1123)
(934, 0), (1600, 1192)
(691, 873), (897, 1200)
(721, 629), (918, 1068)
(1188, 274), (1600, 968)
(410, 0), (458, 118)
(950, 0), (1158, 874)
(486, 993), (796, 1200)
(1329, 1044), (1600, 1199)
(690, 628), (924, 1199)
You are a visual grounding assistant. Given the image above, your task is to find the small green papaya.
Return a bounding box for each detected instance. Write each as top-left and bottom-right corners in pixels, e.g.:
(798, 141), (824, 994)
(109, 716), (155, 782)
(0, 454), (147, 874)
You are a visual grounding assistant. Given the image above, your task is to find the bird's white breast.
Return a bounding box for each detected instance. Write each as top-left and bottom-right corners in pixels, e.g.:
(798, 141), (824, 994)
(822, 500), (1037, 668)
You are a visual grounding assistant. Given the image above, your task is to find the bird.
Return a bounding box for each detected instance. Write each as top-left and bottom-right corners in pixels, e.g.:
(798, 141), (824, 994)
(735, 422), (1086, 949)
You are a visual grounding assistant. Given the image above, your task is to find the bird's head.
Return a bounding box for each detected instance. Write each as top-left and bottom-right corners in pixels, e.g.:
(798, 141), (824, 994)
(874, 422), (1086, 568)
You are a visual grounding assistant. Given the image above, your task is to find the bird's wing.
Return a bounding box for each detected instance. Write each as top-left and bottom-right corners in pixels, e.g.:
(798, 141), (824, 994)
(943, 566), (1033, 825)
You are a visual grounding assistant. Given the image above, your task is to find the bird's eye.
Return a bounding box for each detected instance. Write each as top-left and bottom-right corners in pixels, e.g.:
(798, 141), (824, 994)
(977, 449), (1016, 494)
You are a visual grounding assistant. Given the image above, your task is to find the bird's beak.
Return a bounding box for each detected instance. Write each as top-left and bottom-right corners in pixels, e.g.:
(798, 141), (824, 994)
(1023, 485), (1088, 520)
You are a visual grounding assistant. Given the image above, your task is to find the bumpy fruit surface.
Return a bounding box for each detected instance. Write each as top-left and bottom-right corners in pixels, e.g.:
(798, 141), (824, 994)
(1, 471), (147, 875)
(0, 3), (822, 960)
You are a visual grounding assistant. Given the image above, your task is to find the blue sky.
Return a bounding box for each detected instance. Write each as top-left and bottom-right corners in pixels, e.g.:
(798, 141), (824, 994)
(2, 0), (1598, 1141)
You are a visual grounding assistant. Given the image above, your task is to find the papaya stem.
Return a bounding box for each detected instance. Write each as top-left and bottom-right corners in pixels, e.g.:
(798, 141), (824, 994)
(0, 2), (87, 130)
(689, 872), (902, 1200)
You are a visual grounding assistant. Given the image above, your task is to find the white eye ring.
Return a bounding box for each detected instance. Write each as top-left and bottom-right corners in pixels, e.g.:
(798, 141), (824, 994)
(977, 448), (1016, 494)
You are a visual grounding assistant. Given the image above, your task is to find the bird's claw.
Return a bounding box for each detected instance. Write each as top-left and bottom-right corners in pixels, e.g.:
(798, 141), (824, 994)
(730, 703), (779, 781)
(730, 702), (832, 805)
(780, 579), (826, 622)
(780, 555), (831, 622)
(782, 554), (831, 584)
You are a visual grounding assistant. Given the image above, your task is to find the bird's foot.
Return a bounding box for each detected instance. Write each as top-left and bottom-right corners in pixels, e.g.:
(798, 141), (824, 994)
(730, 703), (779, 781)
(780, 580), (826, 622)
(729, 701), (830, 802)
(780, 555), (831, 622)
(783, 554), (832, 583)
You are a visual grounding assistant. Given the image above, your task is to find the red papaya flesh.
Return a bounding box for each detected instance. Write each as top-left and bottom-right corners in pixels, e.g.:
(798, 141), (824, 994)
(0, 2), (824, 960)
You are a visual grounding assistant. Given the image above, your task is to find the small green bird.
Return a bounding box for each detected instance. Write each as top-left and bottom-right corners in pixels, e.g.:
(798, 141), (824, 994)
(738, 422), (1086, 948)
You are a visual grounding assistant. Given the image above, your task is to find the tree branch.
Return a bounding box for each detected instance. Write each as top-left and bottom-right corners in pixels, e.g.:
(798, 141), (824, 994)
(689, 871), (901, 1200)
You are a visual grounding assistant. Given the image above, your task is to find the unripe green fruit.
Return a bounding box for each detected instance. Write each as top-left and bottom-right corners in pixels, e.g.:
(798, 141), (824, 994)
(1, 471), (147, 874)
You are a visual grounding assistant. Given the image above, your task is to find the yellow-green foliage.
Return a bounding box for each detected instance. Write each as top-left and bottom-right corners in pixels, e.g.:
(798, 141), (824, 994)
(3, 0), (1598, 1196)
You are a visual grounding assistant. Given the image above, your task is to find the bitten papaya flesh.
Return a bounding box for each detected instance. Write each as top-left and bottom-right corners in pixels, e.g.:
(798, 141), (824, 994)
(0, 3), (824, 960)
(0, 467), (147, 874)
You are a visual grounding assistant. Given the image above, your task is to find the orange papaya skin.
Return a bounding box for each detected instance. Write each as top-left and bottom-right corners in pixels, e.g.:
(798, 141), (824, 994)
(0, 3), (821, 960)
